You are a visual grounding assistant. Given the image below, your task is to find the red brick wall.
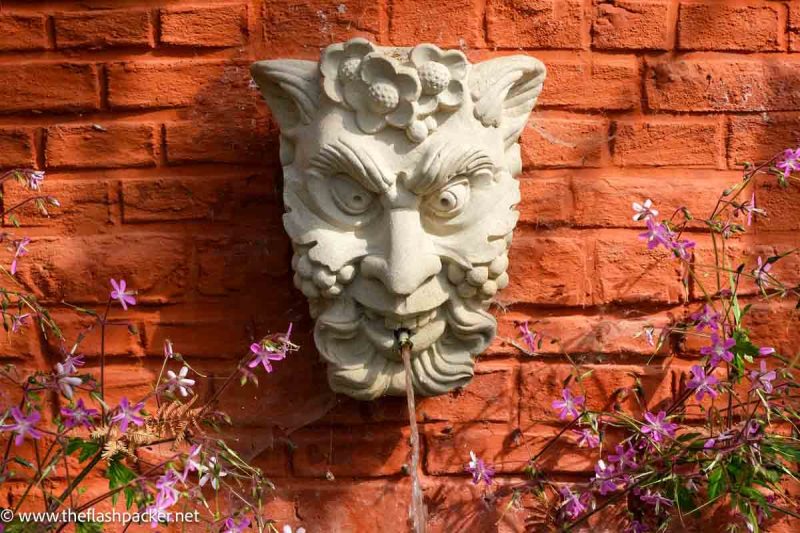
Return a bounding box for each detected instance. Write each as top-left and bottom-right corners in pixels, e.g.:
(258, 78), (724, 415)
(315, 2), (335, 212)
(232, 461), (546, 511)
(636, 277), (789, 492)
(1, 1), (799, 531)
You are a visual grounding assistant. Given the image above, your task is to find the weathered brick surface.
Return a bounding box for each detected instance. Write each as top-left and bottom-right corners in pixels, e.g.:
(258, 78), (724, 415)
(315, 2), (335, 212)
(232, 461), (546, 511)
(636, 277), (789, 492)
(487, 0), (585, 49)
(45, 123), (156, 168)
(593, 0), (671, 50)
(677, 1), (783, 52)
(0, 14), (48, 51)
(0, 63), (99, 113)
(645, 58), (800, 112)
(0, 2), (797, 529)
(53, 9), (153, 49)
(612, 118), (722, 167)
(0, 127), (36, 167)
(159, 4), (248, 47)
(539, 56), (640, 110)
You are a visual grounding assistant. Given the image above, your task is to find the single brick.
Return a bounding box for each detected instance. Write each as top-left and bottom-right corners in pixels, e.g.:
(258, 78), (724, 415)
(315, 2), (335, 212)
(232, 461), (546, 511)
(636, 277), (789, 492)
(0, 127), (36, 167)
(196, 234), (292, 296)
(391, 0), (484, 47)
(592, 0), (670, 50)
(539, 56), (639, 110)
(645, 58), (800, 112)
(0, 63), (99, 113)
(728, 114), (800, 167)
(504, 232), (592, 306)
(677, 1), (782, 52)
(164, 119), (276, 165)
(2, 178), (111, 230)
(612, 119), (722, 167)
(791, 2), (800, 52)
(291, 426), (411, 477)
(0, 14), (48, 51)
(569, 172), (733, 228)
(54, 9), (153, 48)
(45, 123), (156, 168)
(516, 175), (574, 227)
(263, 0), (380, 53)
(159, 4), (247, 47)
(121, 176), (242, 222)
(107, 60), (234, 109)
(522, 114), (609, 168)
(520, 362), (673, 422)
(487, 0), (584, 49)
(594, 233), (685, 304)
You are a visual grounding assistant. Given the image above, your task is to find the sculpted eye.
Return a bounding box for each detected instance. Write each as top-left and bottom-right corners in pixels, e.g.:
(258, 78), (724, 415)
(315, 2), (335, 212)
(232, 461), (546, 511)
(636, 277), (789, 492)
(330, 174), (376, 215)
(426, 179), (470, 217)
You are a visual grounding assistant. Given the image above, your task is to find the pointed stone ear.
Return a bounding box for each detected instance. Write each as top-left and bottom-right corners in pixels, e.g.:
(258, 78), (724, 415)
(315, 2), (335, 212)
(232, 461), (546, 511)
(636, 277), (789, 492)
(251, 60), (320, 130)
(470, 55), (546, 148)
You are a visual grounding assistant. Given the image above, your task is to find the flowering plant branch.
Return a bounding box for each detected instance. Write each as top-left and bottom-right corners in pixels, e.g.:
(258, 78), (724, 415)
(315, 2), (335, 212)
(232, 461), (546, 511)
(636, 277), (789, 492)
(467, 149), (800, 532)
(0, 171), (301, 532)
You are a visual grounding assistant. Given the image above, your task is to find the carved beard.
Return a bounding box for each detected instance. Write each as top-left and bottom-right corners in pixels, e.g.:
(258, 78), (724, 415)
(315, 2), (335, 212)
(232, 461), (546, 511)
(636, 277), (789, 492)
(311, 271), (497, 400)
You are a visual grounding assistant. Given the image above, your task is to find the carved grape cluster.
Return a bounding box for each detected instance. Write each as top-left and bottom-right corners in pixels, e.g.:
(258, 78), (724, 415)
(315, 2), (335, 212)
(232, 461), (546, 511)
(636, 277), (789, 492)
(447, 252), (510, 301)
(291, 250), (355, 300)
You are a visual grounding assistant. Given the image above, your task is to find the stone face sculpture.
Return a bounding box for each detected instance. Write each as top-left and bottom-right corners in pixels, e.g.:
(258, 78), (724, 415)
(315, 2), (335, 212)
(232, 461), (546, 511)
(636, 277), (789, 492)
(251, 39), (545, 400)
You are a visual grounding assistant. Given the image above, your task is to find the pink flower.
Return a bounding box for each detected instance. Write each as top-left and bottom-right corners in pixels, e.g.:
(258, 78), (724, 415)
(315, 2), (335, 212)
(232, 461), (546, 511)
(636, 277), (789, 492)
(10, 237), (30, 275)
(54, 362), (82, 399)
(573, 428), (600, 448)
(775, 147), (800, 178)
(517, 320), (539, 352)
(752, 257), (773, 288)
(687, 365), (719, 401)
(0, 406), (42, 446)
(690, 304), (719, 332)
(608, 444), (638, 470)
(552, 388), (584, 420)
(632, 199), (658, 222)
(749, 360), (777, 394)
(61, 354), (85, 375)
(60, 399), (98, 429)
(558, 486), (591, 520)
(671, 238), (695, 261)
(701, 333), (736, 366)
(758, 346), (775, 357)
(639, 218), (672, 250)
(110, 278), (136, 310)
(639, 489), (673, 513)
(247, 323), (294, 373)
(164, 366), (195, 397)
(24, 170), (45, 190)
(734, 192), (765, 226)
(222, 517), (252, 533)
(592, 460), (619, 495)
(466, 451), (495, 486)
(10, 313), (30, 333)
(641, 410), (677, 443)
(110, 397), (145, 432)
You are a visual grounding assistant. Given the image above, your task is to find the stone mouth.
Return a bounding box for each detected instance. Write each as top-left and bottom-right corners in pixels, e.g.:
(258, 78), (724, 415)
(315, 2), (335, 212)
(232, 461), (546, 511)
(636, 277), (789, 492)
(363, 307), (437, 332)
(360, 305), (447, 358)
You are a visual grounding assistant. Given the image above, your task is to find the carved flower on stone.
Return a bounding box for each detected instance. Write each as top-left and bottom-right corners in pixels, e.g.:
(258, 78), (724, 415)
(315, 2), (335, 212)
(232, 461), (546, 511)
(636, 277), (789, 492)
(410, 44), (467, 115)
(344, 53), (421, 134)
(320, 38), (376, 107)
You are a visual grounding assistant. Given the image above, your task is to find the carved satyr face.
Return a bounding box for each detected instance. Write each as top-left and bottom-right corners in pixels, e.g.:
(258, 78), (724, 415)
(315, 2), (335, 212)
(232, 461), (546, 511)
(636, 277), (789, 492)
(252, 39), (545, 400)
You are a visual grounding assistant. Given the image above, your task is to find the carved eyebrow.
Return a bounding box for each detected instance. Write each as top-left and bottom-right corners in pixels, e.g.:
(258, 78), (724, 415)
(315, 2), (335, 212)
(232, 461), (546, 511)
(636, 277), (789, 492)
(408, 143), (494, 195)
(309, 140), (391, 193)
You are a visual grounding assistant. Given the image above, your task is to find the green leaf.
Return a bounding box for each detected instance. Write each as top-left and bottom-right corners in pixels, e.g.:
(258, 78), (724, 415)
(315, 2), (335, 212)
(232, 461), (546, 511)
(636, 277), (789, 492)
(107, 460), (137, 506)
(12, 456), (33, 468)
(124, 486), (136, 510)
(78, 441), (101, 463)
(708, 466), (726, 500)
(76, 521), (104, 533)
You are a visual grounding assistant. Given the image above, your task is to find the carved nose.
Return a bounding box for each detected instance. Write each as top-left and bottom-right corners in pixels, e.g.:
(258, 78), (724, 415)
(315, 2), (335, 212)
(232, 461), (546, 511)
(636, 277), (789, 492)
(362, 207), (442, 296)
